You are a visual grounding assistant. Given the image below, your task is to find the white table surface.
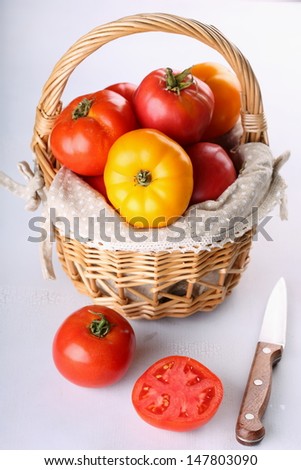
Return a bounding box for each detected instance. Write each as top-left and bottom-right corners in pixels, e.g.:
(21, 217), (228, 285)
(0, 0), (300, 452)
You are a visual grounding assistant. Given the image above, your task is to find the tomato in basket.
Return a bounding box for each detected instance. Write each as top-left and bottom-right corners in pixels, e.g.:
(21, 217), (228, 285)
(132, 355), (223, 432)
(50, 89), (138, 176)
(191, 62), (241, 139)
(104, 128), (193, 228)
(133, 67), (214, 146)
(187, 142), (237, 205)
(105, 82), (137, 103)
(52, 306), (136, 387)
(82, 173), (108, 201)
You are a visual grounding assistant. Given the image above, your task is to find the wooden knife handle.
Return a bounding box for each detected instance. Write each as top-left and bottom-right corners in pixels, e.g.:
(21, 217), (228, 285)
(235, 341), (283, 446)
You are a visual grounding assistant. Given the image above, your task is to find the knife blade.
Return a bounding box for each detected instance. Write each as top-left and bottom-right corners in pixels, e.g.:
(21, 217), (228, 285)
(235, 277), (287, 446)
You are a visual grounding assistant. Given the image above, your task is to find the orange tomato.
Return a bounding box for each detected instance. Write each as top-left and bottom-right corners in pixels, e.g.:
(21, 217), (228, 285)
(191, 62), (241, 139)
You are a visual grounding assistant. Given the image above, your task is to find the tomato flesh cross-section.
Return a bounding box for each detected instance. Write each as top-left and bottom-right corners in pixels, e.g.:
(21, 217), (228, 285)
(132, 356), (223, 431)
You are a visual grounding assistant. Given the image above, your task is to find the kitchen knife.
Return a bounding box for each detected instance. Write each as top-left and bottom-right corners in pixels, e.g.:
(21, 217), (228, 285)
(235, 277), (287, 445)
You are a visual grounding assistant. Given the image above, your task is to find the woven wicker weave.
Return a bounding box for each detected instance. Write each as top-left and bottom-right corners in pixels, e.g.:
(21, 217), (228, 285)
(32, 13), (268, 320)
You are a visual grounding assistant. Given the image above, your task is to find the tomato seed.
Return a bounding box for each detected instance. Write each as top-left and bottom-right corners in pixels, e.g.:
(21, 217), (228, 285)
(179, 409), (189, 418)
(139, 383), (151, 400)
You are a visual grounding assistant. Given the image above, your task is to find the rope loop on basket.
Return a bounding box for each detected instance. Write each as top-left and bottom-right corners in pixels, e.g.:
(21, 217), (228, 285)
(0, 161), (46, 211)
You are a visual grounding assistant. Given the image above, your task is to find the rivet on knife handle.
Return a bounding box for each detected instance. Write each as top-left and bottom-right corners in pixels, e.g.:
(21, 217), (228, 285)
(235, 341), (283, 446)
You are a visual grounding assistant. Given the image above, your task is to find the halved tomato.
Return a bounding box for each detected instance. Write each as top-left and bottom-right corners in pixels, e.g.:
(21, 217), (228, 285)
(132, 355), (223, 432)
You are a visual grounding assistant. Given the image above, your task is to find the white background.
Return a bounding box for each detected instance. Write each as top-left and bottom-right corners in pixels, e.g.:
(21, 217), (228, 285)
(0, 0), (300, 453)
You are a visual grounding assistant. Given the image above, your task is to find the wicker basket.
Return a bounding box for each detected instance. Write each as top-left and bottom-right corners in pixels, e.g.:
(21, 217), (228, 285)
(32, 13), (268, 320)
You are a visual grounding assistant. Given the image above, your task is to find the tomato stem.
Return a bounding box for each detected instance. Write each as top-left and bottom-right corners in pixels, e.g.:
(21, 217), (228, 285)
(88, 312), (111, 338)
(135, 170), (152, 187)
(72, 98), (93, 120)
(165, 67), (194, 94)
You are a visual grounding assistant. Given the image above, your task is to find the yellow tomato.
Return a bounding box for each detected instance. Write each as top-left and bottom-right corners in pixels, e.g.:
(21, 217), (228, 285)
(104, 129), (193, 228)
(191, 62), (241, 139)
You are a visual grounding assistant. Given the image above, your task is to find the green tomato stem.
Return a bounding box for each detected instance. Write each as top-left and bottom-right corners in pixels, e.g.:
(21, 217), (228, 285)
(135, 170), (152, 187)
(88, 312), (112, 338)
(72, 98), (93, 120)
(165, 67), (194, 94)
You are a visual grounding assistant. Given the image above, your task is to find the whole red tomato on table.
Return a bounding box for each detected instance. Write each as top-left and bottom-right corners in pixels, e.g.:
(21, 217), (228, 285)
(52, 305), (136, 387)
(132, 355), (223, 432)
(133, 67), (214, 146)
(191, 62), (241, 140)
(50, 89), (138, 176)
(187, 142), (237, 205)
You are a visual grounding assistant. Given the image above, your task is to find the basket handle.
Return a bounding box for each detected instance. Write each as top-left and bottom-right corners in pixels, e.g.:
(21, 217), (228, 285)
(32, 13), (268, 183)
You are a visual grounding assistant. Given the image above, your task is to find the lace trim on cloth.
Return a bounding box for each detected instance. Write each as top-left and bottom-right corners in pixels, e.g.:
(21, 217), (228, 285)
(0, 143), (289, 279)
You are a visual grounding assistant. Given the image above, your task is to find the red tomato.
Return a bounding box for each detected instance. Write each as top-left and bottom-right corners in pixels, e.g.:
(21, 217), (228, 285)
(52, 305), (136, 388)
(133, 67), (214, 146)
(211, 120), (244, 173)
(132, 356), (223, 432)
(50, 89), (138, 176)
(82, 174), (108, 201)
(187, 142), (237, 205)
(105, 82), (137, 103)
